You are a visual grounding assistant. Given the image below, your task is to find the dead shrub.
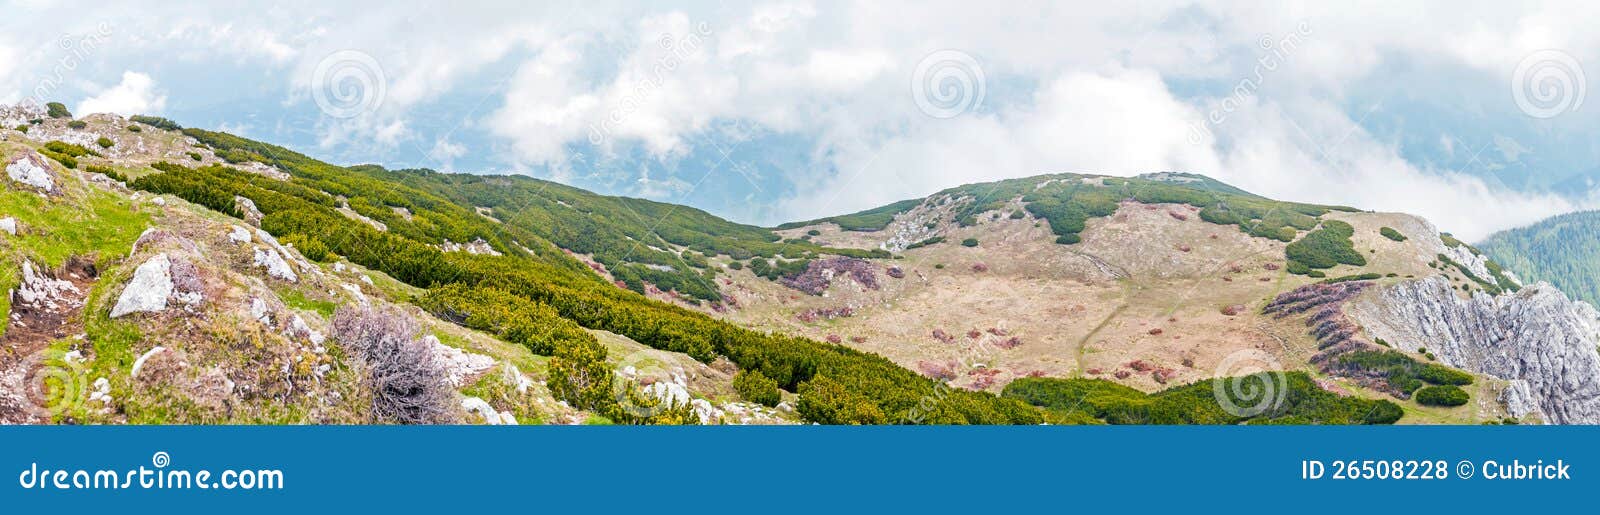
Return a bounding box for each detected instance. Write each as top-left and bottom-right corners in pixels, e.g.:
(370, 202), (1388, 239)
(332, 306), (455, 424)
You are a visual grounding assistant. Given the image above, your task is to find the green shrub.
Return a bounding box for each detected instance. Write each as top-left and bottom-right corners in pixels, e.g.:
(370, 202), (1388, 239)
(1414, 385), (1469, 406)
(83, 165), (125, 182)
(96, 137), (114, 149)
(806, 229), (821, 236)
(1009, 210), (1026, 219)
(42, 151), (76, 169)
(12, 124), (27, 133)
(130, 115), (182, 131)
(961, 238), (979, 247)
(905, 236), (946, 249)
(727, 261), (743, 270)
(282, 234), (332, 262)
(67, 120), (87, 130)
(45, 102), (71, 118)
(733, 370), (782, 407)
(44, 141), (95, 157)
(797, 376), (886, 424)
(1285, 219), (1366, 269)
(1002, 372), (1403, 425)
(1379, 226), (1407, 242)
(126, 125), (141, 132)
(187, 152), (203, 161)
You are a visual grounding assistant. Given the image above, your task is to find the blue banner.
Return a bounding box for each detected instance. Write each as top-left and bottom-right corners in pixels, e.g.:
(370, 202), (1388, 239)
(1, 426), (1590, 512)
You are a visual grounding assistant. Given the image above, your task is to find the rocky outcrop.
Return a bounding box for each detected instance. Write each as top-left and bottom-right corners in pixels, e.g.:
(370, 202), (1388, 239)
(6, 152), (56, 192)
(110, 253), (205, 317)
(1348, 276), (1600, 423)
(235, 196), (263, 227)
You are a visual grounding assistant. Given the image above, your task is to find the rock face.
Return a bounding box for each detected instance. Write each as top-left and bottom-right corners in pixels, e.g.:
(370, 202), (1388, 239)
(1348, 276), (1600, 424)
(6, 152), (56, 192)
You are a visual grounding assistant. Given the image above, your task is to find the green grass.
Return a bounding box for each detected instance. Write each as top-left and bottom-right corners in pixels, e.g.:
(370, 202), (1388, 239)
(0, 168), (150, 269)
(278, 287), (339, 317)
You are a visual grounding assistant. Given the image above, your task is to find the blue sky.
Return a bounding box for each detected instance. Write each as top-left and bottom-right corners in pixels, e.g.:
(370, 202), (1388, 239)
(2, 0), (1597, 240)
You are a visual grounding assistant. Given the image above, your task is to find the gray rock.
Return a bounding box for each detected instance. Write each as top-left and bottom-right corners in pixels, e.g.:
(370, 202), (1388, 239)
(5, 152), (55, 192)
(1349, 276), (1600, 424)
(110, 254), (174, 317)
(253, 246), (298, 282)
(235, 196), (263, 227)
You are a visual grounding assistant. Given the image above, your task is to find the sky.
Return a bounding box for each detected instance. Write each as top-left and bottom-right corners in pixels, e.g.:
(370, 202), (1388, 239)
(2, 0), (1597, 241)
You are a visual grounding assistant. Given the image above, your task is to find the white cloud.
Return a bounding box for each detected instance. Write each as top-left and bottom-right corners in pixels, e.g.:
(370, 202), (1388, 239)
(75, 71), (167, 116)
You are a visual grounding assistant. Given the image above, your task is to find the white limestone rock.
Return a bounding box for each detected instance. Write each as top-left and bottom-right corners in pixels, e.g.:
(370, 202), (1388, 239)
(253, 247), (298, 282)
(1350, 277), (1600, 424)
(5, 152), (55, 192)
(111, 254), (175, 317)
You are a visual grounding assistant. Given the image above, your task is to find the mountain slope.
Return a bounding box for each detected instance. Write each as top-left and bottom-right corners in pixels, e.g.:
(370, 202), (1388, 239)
(1478, 210), (1600, 306)
(8, 102), (1598, 424)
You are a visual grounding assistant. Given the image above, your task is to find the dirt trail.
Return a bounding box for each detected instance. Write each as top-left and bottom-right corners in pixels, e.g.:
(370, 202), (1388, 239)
(0, 257), (97, 424)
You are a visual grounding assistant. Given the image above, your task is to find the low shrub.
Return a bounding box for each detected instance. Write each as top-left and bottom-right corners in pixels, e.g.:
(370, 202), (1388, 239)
(46, 102), (71, 118)
(1414, 385), (1469, 407)
(961, 238), (979, 247)
(733, 370), (782, 407)
(96, 137), (114, 149)
(1379, 226), (1407, 242)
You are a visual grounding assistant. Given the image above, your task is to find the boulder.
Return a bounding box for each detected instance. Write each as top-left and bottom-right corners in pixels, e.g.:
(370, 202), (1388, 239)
(235, 196), (263, 227)
(110, 254), (174, 317)
(253, 247), (298, 282)
(5, 152), (55, 192)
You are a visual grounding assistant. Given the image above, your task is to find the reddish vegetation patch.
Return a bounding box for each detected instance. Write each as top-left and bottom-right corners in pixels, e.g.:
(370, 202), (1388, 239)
(825, 334), (842, 344)
(1228, 264), (1244, 273)
(1126, 360), (1154, 372)
(966, 329), (982, 339)
(986, 327), (1009, 336)
(970, 262), (989, 273)
(1152, 367), (1179, 384)
(1259, 277), (1271, 282)
(917, 360), (958, 381)
(1209, 234), (1219, 239)
(1221, 304), (1246, 316)
(1177, 244), (1192, 252)
(1114, 370), (1132, 379)
(1264, 262), (1281, 271)
(1316, 379), (1352, 397)
(850, 336), (867, 343)
(1027, 370), (1048, 378)
(1222, 276), (1233, 282)
(1181, 356), (1196, 368)
(886, 266), (905, 279)
(994, 336), (1022, 349)
(780, 257), (881, 295)
(795, 306), (855, 323)
(931, 329), (955, 344)
(1168, 211), (1188, 221)
(1086, 368), (1103, 375)
(1147, 328), (1164, 336)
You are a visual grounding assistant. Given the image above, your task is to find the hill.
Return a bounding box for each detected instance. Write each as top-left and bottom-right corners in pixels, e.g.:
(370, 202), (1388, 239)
(1478, 210), (1600, 306)
(6, 102), (1600, 424)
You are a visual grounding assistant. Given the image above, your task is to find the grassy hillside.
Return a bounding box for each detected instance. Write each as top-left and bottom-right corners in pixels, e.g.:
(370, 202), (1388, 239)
(1479, 210), (1600, 305)
(103, 126), (1042, 424)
